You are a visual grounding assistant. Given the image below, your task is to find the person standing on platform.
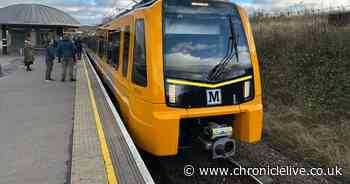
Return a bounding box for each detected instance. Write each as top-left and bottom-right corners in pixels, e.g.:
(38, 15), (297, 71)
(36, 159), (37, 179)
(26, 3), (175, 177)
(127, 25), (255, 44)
(45, 40), (56, 81)
(24, 39), (35, 71)
(57, 33), (77, 82)
(75, 37), (83, 60)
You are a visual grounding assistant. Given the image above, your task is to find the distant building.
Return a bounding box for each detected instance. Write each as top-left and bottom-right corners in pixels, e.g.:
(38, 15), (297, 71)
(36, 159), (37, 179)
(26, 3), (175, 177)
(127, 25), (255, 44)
(0, 4), (80, 55)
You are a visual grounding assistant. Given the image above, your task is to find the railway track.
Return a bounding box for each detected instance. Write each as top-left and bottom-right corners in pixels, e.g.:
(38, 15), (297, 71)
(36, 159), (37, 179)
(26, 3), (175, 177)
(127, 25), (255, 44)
(142, 144), (274, 184)
(227, 157), (273, 184)
(86, 50), (273, 184)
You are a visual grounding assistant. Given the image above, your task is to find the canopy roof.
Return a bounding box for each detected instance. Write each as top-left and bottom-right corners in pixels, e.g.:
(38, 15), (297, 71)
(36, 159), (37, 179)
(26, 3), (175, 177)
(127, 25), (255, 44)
(0, 4), (80, 27)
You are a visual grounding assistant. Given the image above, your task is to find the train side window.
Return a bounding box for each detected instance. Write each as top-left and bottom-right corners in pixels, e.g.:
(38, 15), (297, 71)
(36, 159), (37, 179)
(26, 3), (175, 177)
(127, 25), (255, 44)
(107, 34), (112, 63)
(98, 39), (103, 57)
(132, 19), (147, 87)
(111, 31), (121, 69)
(122, 27), (130, 77)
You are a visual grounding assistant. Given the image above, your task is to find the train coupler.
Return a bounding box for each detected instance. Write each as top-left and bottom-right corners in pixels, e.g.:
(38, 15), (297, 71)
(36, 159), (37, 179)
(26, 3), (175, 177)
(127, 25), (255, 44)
(198, 122), (236, 159)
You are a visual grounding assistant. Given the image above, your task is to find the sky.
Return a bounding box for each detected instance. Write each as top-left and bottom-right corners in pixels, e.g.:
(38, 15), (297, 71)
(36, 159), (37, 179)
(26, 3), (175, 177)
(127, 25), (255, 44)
(0, 0), (349, 25)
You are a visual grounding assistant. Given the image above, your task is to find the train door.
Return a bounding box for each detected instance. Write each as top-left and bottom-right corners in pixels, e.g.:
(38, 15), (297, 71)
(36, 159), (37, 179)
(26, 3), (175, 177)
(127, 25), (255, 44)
(129, 17), (154, 122)
(118, 26), (132, 120)
(106, 31), (121, 80)
(130, 19), (148, 93)
(127, 17), (153, 147)
(109, 30), (123, 103)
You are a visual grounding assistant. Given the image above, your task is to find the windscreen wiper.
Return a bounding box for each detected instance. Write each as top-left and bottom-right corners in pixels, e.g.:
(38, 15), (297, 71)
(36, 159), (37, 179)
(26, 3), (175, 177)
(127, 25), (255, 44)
(207, 16), (239, 82)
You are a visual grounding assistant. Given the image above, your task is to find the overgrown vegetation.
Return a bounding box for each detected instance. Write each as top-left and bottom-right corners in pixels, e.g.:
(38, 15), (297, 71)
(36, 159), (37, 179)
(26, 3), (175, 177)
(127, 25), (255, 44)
(252, 14), (350, 179)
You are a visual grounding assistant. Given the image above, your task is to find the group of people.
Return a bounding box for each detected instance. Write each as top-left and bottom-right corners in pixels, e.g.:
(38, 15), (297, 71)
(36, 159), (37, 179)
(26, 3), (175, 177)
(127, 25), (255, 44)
(23, 33), (83, 82)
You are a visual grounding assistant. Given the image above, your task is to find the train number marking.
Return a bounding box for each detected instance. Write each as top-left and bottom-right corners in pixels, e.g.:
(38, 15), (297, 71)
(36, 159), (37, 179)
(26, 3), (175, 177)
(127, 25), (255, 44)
(206, 89), (222, 105)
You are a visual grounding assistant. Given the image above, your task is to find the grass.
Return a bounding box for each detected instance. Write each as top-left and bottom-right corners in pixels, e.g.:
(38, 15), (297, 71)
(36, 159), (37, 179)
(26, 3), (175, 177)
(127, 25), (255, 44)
(252, 14), (350, 179)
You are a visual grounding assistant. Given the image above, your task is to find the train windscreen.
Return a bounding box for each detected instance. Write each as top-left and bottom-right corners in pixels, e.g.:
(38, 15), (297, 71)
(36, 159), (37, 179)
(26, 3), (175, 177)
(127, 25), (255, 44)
(163, 1), (253, 83)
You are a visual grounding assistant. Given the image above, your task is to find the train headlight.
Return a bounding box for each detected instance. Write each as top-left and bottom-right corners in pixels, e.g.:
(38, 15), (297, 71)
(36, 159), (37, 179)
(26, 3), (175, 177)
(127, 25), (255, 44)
(168, 84), (177, 104)
(244, 80), (251, 98)
(191, 2), (209, 6)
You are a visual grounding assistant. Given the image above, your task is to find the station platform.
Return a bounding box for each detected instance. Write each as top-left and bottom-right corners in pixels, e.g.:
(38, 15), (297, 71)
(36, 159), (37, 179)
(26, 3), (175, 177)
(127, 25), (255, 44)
(0, 55), (22, 77)
(0, 54), (154, 184)
(71, 52), (154, 184)
(0, 55), (75, 184)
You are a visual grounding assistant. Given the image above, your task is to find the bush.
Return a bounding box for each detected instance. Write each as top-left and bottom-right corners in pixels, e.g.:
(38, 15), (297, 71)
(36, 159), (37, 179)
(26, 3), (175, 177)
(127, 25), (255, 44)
(254, 15), (350, 116)
(253, 15), (350, 179)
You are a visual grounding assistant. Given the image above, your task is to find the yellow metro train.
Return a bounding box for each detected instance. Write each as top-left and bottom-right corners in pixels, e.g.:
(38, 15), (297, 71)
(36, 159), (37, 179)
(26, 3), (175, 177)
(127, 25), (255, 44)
(86, 0), (263, 158)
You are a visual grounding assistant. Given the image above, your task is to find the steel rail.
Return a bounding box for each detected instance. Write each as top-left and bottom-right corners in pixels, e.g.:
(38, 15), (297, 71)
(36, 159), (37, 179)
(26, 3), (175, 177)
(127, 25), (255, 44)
(227, 157), (273, 184)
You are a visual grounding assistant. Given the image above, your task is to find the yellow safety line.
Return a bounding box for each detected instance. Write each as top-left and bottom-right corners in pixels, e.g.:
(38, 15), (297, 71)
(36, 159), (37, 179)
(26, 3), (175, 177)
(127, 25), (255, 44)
(167, 75), (253, 88)
(82, 60), (118, 184)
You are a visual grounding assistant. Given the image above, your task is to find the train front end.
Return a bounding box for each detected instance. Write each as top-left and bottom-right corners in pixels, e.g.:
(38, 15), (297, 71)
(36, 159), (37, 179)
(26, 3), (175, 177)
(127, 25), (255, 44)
(128, 0), (262, 157)
(159, 0), (263, 158)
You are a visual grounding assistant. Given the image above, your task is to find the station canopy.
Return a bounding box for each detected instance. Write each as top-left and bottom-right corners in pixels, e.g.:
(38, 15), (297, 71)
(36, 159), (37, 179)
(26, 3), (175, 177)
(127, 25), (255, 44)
(0, 4), (80, 27)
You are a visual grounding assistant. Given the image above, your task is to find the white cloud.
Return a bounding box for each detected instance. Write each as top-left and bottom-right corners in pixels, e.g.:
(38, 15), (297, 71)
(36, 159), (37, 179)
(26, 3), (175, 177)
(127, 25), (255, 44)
(0, 0), (138, 25)
(0, 0), (349, 25)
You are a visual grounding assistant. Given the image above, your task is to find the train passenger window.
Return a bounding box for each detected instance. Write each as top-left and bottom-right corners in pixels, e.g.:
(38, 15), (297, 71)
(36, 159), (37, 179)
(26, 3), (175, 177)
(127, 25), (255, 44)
(132, 19), (147, 87)
(107, 35), (112, 63)
(98, 39), (103, 57)
(99, 39), (108, 61)
(111, 31), (121, 69)
(122, 27), (130, 77)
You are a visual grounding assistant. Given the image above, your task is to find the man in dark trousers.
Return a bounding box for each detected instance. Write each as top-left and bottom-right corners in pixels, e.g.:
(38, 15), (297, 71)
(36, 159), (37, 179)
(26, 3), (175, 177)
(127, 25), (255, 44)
(75, 37), (83, 60)
(45, 40), (56, 81)
(57, 33), (77, 82)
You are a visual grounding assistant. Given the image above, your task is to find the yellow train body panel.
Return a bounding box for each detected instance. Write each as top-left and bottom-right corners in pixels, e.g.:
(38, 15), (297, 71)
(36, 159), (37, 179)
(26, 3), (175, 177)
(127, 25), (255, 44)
(89, 0), (263, 156)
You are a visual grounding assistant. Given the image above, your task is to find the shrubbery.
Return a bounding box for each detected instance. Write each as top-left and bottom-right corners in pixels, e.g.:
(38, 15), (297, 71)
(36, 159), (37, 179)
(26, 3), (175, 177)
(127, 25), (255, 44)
(252, 15), (350, 180)
(254, 15), (350, 117)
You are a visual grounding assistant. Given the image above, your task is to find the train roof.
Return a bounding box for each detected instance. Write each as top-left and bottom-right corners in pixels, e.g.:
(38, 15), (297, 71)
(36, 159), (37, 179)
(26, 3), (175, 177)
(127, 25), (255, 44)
(98, 0), (240, 31)
(98, 0), (158, 31)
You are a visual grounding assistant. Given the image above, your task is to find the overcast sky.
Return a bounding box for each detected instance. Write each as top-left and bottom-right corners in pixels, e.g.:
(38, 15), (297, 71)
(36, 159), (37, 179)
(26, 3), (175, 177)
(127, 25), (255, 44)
(0, 0), (349, 25)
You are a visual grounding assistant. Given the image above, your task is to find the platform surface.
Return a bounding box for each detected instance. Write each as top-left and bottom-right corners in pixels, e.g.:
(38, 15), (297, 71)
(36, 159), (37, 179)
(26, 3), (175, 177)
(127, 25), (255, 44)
(70, 57), (107, 184)
(75, 52), (154, 184)
(0, 54), (153, 184)
(0, 55), (75, 184)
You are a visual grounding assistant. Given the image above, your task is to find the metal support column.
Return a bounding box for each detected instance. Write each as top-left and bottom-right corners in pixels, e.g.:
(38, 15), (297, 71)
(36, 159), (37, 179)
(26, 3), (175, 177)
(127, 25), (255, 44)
(2, 25), (8, 55)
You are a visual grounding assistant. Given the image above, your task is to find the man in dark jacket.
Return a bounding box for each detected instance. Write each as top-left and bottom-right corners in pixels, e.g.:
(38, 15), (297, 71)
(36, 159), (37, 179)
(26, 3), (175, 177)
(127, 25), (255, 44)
(75, 37), (83, 60)
(45, 40), (56, 81)
(57, 33), (77, 82)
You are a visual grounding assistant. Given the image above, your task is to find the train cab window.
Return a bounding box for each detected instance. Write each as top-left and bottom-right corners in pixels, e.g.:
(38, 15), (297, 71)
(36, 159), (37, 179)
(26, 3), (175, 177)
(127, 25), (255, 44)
(122, 27), (130, 77)
(110, 31), (121, 69)
(132, 19), (147, 87)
